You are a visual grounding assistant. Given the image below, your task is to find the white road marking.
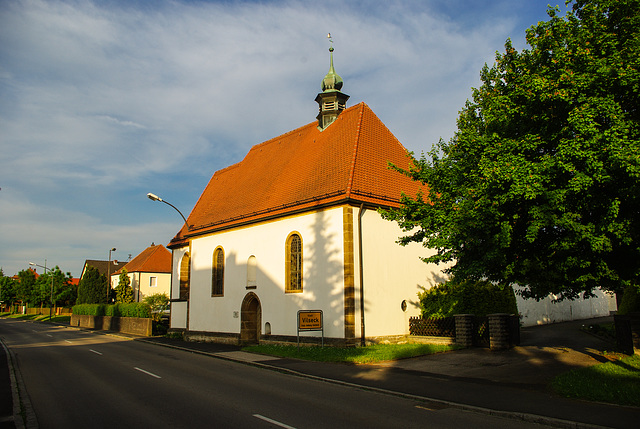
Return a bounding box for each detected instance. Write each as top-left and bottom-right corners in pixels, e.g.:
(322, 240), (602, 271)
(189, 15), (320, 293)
(65, 340), (72, 344)
(46, 334), (53, 337)
(89, 349), (103, 355)
(134, 367), (161, 379)
(253, 414), (297, 429)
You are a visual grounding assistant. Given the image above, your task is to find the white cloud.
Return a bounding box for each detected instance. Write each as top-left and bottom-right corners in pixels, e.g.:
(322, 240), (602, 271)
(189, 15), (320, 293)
(0, 0), (560, 276)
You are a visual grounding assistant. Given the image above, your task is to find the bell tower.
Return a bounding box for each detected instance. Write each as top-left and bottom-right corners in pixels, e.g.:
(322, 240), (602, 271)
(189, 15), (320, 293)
(315, 34), (350, 130)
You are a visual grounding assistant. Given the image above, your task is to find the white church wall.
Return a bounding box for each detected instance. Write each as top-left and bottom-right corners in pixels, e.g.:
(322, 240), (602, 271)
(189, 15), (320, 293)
(170, 247), (189, 329)
(186, 207), (347, 338)
(358, 209), (448, 338)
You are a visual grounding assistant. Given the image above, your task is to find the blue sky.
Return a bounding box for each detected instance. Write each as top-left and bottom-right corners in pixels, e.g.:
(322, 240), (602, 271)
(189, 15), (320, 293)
(0, 0), (569, 277)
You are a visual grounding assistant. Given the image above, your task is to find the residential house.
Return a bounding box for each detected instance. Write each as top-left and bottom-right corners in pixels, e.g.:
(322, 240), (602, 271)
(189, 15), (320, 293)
(111, 244), (171, 302)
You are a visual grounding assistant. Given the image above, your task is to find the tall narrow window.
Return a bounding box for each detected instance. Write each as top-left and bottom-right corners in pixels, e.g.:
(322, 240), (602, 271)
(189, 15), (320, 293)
(149, 276), (157, 287)
(179, 252), (190, 300)
(286, 233), (303, 293)
(247, 255), (257, 288)
(212, 247), (224, 296)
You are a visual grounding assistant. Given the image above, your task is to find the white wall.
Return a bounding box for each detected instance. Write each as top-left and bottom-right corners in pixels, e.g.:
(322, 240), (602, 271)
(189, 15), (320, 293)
(516, 286), (617, 326)
(358, 209), (448, 337)
(170, 247), (189, 329)
(185, 207), (347, 338)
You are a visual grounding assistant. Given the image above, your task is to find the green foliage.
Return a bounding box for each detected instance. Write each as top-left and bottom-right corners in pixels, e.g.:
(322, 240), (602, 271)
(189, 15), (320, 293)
(73, 302), (151, 318)
(77, 266), (107, 304)
(0, 275), (17, 304)
(418, 279), (518, 318)
(115, 269), (133, 304)
(106, 303), (151, 318)
(15, 269), (36, 304)
(382, 0), (640, 301)
(72, 304), (106, 316)
(617, 284), (640, 315)
(552, 355), (640, 406)
(143, 293), (169, 322)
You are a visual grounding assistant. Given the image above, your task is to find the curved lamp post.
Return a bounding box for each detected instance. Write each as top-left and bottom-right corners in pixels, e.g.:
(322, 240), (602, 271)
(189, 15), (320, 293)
(147, 193), (191, 230)
(29, 261), (54, 321)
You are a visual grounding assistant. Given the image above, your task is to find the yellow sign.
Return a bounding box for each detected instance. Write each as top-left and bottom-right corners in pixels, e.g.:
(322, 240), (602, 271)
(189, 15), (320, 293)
(298, 311), (322, 330)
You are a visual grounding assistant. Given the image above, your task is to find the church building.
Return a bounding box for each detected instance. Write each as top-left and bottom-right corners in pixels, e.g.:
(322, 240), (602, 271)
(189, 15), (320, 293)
(167, 45), (446, 345)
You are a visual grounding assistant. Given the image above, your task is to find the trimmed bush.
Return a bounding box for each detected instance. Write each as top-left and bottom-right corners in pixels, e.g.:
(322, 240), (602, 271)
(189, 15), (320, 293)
(419, 279), (518, 318)
(73, 303), (151, 318)
(72, 304), (106, 316)
(618, 284), (640, 315)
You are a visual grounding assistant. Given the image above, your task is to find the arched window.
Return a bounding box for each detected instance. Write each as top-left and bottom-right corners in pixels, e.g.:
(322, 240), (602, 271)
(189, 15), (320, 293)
(179, 252), (190, 300)
(286, 233), (302, 293)
(247, 255), (257, 288)
(212, 247), (224, 296)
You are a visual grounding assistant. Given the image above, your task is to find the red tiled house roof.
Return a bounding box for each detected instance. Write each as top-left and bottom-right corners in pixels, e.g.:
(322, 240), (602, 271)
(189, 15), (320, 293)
(114, 245), (171, 275)
(169, 102), (423, 248)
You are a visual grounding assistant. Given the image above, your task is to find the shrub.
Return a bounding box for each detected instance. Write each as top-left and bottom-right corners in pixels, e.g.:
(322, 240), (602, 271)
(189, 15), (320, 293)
(143, 293), (169, 322)
(617, 284), (640, 315)
(73, 303), (151, 318)
(72, 304), (106, 316)
(419, 279), (518, 318)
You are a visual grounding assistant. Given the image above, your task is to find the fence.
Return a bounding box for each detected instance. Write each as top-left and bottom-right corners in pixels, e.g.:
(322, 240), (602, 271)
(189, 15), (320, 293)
(410, 314), (520, 350)
(20, 307), (73, 316)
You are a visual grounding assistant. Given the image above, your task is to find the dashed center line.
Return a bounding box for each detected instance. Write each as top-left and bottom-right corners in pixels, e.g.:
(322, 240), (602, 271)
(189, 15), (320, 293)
(65, 340), (72, 344)
(134, 367), (161, 379)
(89, 349), (103, 355)
(253, 414), (296, 429)
(46, 334), (53, 337)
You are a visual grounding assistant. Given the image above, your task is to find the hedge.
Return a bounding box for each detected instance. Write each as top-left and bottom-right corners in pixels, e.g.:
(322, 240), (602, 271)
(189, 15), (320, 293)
(72, 303), (151, 318)
(419, 279), (518, 318)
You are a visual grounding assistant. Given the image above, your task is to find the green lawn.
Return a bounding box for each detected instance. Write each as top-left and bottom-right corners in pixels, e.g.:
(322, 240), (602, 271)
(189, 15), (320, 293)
(0, 313), (71, 324)
(242, 343), (459, 364)
(551, 354), (640, 407)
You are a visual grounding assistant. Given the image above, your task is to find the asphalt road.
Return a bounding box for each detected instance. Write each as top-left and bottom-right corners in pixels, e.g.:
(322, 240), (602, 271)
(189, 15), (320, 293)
(0, 319), (548, 429)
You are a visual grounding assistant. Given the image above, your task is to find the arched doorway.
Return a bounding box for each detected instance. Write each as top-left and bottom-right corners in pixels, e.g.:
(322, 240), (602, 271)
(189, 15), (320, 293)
(240, 293), (261, 344)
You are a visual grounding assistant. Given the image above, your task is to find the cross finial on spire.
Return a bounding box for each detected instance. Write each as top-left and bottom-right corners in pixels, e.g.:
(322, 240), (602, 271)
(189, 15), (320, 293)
(327, 32), (334, 52)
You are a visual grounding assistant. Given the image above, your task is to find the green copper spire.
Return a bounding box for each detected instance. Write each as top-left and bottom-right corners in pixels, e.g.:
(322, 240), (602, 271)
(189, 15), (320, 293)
(315, 33), (349, 130)
(321, 33), (343, 92)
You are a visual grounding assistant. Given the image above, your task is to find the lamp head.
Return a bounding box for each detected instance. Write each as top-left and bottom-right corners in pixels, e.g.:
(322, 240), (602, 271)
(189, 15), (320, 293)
(147, 193), (162, 202)
(29, 262), (35, 266)
(111, 248), (116, 251)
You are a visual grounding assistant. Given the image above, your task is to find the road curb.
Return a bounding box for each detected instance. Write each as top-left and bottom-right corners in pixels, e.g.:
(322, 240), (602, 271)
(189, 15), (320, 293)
(1, 338), (38, 429)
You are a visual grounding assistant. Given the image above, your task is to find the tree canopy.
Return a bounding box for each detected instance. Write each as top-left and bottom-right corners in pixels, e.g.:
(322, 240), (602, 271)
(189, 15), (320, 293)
(383, 0), (640, 300)
(77, 266), (107, 304)
(115, 269), (133, 304)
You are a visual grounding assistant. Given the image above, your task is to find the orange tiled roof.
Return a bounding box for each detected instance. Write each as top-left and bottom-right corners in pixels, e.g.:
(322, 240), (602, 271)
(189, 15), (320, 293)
(169, 102), (423, 247)
(114, 245), (171, 274)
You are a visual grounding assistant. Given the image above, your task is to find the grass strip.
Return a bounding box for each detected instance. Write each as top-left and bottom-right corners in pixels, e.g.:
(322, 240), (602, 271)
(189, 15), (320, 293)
(551, 354), (640, 407)
(242, 343), (458, 364)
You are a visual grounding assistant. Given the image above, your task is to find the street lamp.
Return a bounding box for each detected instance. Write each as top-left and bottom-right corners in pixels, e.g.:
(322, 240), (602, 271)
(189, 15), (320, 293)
(147, 193), (191, 230)
(107, 248), (116, 303)
(29, 261), (55, 321)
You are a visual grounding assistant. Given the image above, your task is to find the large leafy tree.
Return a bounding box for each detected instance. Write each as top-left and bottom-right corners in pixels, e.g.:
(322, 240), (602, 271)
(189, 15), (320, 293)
(384, 0), (640, 301)
(77, 266), (108, 304)
(0, 272), (17, 308)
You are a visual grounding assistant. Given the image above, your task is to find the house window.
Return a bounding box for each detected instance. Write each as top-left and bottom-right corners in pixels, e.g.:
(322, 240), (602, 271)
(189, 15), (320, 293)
(286, 233), (302, 293)
(212, 247), (224, 296)
(149, 276), (157, 287)
(179, 252), (190, 300)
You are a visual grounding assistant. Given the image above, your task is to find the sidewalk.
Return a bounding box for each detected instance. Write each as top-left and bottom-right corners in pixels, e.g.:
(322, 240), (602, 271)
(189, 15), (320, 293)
(139, 317), (640, 429)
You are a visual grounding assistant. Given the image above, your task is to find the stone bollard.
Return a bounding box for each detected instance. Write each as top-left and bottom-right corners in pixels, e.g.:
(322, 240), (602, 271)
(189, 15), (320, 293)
(454, 314), (474, 348)
(489, 313), (510, 351)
